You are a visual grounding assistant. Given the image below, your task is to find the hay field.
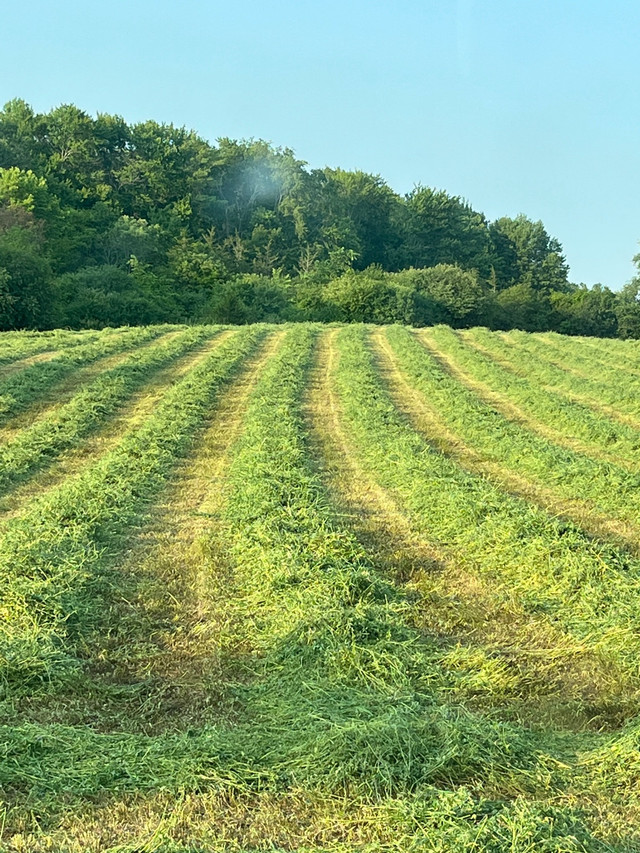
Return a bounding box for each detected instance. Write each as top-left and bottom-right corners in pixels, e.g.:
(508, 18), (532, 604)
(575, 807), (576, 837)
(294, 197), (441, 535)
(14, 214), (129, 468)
(2, 323), (640, 851)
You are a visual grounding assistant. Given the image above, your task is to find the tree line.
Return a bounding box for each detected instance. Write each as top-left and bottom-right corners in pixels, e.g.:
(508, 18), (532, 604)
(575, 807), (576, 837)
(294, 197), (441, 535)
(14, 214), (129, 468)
(1, 98), (638, 336)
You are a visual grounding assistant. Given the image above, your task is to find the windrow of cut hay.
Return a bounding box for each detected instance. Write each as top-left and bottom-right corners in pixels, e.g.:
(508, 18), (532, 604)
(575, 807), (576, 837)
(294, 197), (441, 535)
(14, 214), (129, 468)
(0, 324), (168, 425)
(463, 325), (640, 422)
(333, 326), (640, 705)
(3, 323), (640, 851)
(389, 326), (640, 540)
(0, 326), (264, 690)
(0, 327), (104, 366)
(0, 325), (216, 496)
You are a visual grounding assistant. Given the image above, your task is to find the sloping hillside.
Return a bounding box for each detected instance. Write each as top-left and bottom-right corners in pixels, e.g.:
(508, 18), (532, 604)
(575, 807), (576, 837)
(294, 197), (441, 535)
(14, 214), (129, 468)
(2, 323), (640, 851)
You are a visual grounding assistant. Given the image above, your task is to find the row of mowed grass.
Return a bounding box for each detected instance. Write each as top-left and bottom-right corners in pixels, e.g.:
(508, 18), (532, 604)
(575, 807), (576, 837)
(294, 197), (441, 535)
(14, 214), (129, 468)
(2, 323), (640, 851)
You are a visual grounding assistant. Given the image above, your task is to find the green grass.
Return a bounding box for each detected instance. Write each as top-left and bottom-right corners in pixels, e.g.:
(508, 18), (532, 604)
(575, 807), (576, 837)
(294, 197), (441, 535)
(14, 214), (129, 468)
(0, 327), (102, 364)
(463, 326), (640, 420)
(0, 325), (216, 497)
(0, 325), (169, 426)
(334, 326), (640, 703)
(0, 326), (264, 691)
(3, 323), (640, 851)
(401, 326), (640, 541)
(533, 329), (640, 370)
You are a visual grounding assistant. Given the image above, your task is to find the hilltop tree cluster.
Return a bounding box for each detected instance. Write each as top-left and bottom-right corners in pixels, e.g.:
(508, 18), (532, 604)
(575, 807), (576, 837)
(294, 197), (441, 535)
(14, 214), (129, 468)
(0, 99), (639, 335)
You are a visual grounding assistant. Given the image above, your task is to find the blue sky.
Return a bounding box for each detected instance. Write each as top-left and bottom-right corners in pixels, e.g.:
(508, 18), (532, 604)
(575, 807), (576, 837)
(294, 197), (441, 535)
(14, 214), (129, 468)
(2, 0), (639, 288)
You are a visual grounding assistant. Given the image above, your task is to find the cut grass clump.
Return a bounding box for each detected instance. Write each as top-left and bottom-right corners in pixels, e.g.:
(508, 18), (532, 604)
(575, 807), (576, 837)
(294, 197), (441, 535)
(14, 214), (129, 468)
(0, 729), (612, 852)
(206, 325), (573, 799)
(0, 327), (572, 827)
(0, 327), (102, 366)
(460, 325), (640, 434)
(414, 327), (640, 511)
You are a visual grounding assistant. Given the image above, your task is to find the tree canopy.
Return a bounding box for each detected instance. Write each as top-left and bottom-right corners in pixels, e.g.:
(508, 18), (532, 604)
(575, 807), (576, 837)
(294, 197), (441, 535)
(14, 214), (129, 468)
(0, 99), (636, 336)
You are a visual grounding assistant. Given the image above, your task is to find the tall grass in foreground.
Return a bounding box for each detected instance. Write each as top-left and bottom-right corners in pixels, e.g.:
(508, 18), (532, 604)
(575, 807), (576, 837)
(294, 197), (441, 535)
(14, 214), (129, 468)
(0, 326), (264, 691)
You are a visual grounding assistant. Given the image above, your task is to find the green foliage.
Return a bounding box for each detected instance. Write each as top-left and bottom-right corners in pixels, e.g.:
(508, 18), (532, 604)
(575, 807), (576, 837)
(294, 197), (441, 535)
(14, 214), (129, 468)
(320, 169), (402, 269)
(391, 264), (485, 325)
(204, 272), (294, 324)
(0, 100), (634, 337)
(99, 214), (164, 267)
(490, 215), (569, 292)
(0, 226), (55, 330)
(550, 284), (619, 337)
(324, 268), (408, 323)
(616, 280), (640, 339)
(493, 282), (553, 332)
(400, 187), (493, 275)
(55, 264), (178, 328)
(0, 167), (57, 221)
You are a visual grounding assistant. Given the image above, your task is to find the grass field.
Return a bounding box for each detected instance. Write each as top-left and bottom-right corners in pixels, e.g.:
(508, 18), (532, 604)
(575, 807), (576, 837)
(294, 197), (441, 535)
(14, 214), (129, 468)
(2, 323), (640, 851)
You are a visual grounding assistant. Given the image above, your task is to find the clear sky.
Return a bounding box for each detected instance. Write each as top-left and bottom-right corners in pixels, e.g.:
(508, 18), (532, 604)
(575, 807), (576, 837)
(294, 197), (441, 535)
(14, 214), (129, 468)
(2, 0), (639, 288)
